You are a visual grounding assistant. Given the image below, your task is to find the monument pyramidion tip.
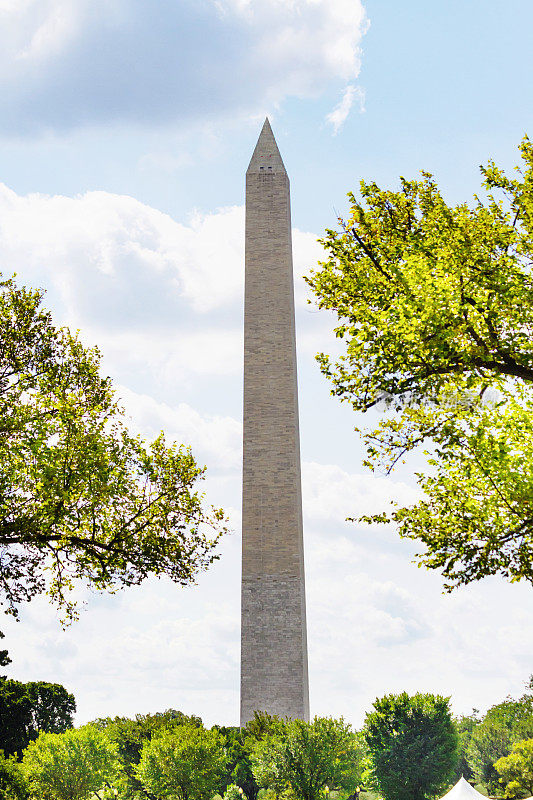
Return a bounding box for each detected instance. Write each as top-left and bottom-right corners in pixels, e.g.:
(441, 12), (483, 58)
(247, 118), (287, 175)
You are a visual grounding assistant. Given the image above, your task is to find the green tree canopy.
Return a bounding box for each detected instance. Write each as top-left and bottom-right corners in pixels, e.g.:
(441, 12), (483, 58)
(95, 710), (203, 800)
(0, 750), (28, 800)
(453, 711), (480, 782)
(243, 712), (287, 743)
(305, 137), (533, 588)
(22, 725), (117, 800)
(213, 725), (259, 800)
(467, 682), (533, 793)
(223, 784), (247, 800)
(212, 712), (291, 800)
(0, 633), (11, 677)
(251, 716), (364, 800)
(136, 724), (227, 800)
(25, 682), (76, 736)
(0, 679), (75, 758)
(0, 275), (227, 620)
(495, 739), (533, 798)
(364, 692), (458, 800)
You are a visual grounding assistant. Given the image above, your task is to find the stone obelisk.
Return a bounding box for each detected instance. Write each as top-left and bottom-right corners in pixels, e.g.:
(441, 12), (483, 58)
(240, 119), (309, 725)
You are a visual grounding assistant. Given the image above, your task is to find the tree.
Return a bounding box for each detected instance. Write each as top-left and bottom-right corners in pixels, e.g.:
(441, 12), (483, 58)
(305, 136), (533, 589)
(243, 712), (287, 743)
(364, 692), (458, 800)
(0, 681), (31, 758)
(0, 751), (28, 800)
(251, 716), (364, 800)
(214, 726), (259, 800)
(0, 633), (11, 677)
(224, 784), (247, 800)
(212, 713), (290, 800)
(0, 679), (75, 758)
(136, 724), (227, 800)
(453, 711), (480, 782)
(467, 683), (533, 793)
(25, 682), (76, 736)
(0, 275), (227, 620)
(495, 739), (533, 798)
(95, 710), (203, 799)
(22, 725), (117, 800)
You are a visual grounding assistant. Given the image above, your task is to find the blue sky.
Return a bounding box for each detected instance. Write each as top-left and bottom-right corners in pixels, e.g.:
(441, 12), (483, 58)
(1, 0), (533, 727)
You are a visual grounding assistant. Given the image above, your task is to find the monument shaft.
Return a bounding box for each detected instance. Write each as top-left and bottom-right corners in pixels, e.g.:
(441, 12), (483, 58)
(240, 119), (309, 725)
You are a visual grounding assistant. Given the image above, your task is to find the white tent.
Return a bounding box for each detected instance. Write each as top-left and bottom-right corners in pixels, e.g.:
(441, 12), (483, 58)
(440, 780), (533, 800)
(439, 778), (488, 800)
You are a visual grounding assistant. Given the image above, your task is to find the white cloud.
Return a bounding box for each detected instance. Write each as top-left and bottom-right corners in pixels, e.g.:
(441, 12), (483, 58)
(293, 229), (324, 308)
(16, 0), (80, 62)
(0, 184), (244, 394)
(302, 461), (419, 524)
(117, 385), (242, 470)
(219, 0), (367, 85)
(84, 326), (243, 397)
(0, 183), (322, 319)
(2, 575), (242, 724)
(0, 184), (324, 394)
(305, 525), (533, 722)
(0, 184), (245, 316)
(0, 0), (368, 134)
(326, 84), (366, 134)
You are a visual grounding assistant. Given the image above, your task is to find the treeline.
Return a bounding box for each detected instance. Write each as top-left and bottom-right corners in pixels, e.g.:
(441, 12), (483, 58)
(1, 679), (532, 800)
(454, 678), (533, 794)
(0, 679), (75, 759)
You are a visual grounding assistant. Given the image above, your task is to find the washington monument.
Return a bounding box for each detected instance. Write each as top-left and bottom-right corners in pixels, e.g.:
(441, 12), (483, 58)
(240, 119), (309, 725)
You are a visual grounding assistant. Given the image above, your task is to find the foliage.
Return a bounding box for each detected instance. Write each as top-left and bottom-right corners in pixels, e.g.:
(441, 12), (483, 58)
(468, 683), (533, 793)
(0, 633), (11, 677)
(364, 692), (458, 800)
(224, 784), (247, 800)
(136, 724), (227, 800)
(22, 725), (117, 800)
(0, 751), (28, 800)
(25, 682), (77, 736)
(0, 681), (29, 758)
(214, 726), (259, 800)
(0, 275), (227, 620)
(94, 710), (202, 800)
(0, 679), (75, 758)
(216, 713), (291, 800)
(251, 716), (364, 800)
(256, 790), (276, 800)
(495, 739), (533, 798)
(243, 712), (288, 743)
(453, 711), (480, 782)
(305, 136), (533, 588)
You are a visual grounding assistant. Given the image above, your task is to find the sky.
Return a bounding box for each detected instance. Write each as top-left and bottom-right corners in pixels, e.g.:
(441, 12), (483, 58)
(1, 0), (533, 729)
